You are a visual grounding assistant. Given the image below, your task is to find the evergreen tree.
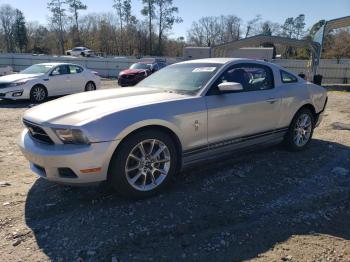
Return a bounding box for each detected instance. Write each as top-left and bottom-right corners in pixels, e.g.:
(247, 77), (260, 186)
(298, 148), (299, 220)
(13, 9), (28, 52)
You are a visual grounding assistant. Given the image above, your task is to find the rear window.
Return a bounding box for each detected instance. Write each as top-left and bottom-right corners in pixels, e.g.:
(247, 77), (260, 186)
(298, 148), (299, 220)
(281, 70), (298, 83)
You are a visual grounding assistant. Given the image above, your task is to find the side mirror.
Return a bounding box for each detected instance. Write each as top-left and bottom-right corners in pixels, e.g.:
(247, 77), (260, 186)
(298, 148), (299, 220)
(218, 82), (243, 92)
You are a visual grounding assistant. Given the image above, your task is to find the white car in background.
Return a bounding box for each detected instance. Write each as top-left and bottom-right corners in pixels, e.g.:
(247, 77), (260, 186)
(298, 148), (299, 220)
(66, 47), (93, 57)
(0, 63), (101, 103)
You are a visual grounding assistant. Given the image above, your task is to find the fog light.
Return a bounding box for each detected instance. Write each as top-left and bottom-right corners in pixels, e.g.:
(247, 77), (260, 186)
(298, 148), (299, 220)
(12, 91), (23, 97)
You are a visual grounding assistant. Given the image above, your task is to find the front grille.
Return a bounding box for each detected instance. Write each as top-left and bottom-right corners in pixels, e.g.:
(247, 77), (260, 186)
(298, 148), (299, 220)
(0, 83), (10, 89)
(23, 120), (54, 145)
(121, 74), (136, 79)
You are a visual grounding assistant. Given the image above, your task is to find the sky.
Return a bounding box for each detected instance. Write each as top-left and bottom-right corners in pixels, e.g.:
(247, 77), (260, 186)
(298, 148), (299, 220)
(0, 0), (349, 38)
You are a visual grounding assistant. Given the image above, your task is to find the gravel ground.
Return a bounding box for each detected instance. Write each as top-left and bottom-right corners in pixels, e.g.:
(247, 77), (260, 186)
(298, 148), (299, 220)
(0, 82), (350, 262)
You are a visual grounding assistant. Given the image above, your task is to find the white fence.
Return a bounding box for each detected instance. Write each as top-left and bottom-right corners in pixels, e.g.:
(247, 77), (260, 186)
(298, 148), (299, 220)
(0, 53), (179, 78)
(0, 54), (349, 84)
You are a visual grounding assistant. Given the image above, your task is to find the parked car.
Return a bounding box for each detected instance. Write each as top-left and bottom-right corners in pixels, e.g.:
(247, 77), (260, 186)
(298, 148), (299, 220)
(19, 58), (327, 198)
(0, 66), (13, 76)
(66, 47), (93, 57)
(118, 60), (167, 87)
(0, 63), (100, 102)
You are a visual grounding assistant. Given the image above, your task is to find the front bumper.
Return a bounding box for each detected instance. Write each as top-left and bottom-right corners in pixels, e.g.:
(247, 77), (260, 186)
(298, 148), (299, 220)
(0, 85), (31, 100)
(0, 88), (29, 100)
(19, 129), (118, 185)
(118, 75), (145, 87)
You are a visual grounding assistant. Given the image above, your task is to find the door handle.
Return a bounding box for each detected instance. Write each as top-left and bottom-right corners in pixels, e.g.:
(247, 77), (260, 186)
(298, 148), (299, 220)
(266, 97), (278, 104)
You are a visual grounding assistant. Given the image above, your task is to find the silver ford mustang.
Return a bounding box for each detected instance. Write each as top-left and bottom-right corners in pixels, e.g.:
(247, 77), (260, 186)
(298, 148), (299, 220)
(19, 58), (328, 198)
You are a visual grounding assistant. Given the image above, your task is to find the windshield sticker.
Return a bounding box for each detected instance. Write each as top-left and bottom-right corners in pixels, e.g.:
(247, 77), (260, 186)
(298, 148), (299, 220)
(192, 67), (216, 73)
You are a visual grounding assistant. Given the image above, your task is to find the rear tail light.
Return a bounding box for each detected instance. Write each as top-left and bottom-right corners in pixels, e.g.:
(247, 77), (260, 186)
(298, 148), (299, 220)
(92, 71), (99, 76)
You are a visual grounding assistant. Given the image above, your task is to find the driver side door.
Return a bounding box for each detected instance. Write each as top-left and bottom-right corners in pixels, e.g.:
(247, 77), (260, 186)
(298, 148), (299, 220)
(47, 65), (70, 96)
(205, 63), (283, 154)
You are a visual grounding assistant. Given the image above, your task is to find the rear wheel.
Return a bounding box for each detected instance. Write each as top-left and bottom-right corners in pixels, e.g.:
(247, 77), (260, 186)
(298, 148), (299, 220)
(284, 108), (315, 151)
(108, 130), (178, 199)
(30, 85), (47, 103)
(85, 82), (96, 91)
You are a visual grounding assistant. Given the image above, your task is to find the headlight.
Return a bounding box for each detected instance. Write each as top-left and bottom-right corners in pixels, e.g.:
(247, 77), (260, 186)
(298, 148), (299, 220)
(54, 128), (90, 145)
(9, 80), (28, 87)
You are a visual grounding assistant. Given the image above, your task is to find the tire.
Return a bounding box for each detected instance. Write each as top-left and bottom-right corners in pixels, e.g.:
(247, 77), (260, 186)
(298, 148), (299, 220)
(108, 129), (178, 199)
(30, 85), (48, 103)
(85, 81), (96, 91)
(81, 52), (85, 57)
(66, 52), (71, 55)
(284, 108), (315, 151)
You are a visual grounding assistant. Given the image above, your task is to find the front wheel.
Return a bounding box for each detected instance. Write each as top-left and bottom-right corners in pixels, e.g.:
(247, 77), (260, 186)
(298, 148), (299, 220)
(284, 108), (315, 151)
(30, 85), (47, 103)
(108, 130), (178, 199)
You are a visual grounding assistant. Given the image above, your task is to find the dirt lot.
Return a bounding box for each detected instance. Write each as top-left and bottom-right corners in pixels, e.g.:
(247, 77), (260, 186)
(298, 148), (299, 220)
(0, 82), (350, 262)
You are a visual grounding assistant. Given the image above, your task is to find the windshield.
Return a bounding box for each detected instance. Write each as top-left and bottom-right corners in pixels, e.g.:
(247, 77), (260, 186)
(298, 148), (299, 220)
(137, 63), (221, 92)
(130, 63), (152, 70)
(20, 64), (54, 74)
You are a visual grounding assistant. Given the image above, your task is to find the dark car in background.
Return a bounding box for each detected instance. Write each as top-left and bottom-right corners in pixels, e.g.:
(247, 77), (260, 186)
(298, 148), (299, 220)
(118, 59), (167, 87)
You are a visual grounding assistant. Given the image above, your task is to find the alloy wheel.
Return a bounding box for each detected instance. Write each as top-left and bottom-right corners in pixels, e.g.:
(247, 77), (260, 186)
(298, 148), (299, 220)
(125, 139), (171, 191)
(293, 113), (312, 147)
(32, 87), (46, 102)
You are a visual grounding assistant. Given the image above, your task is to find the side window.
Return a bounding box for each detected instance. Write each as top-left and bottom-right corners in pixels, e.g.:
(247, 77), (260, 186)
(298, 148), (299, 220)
(208, 63), (274, 95)
(51, 65), (69, 76)
(153, 64), (159, 71)
(281, 70), (298, 83)
(69, 65), (83, 74)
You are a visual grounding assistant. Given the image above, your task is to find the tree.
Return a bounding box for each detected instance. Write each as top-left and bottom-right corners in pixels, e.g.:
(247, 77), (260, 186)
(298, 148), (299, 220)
(261, 22), (272, 36)
(187, 15), (241, 47)
(323, 30), (350, 63)
(141, 0), (156, 55)
(154, 0), (182, 55)
(294, 14), (305, 39)
(13, 9), (28, 52)
(47, 0), (66, 54)
(308, 19), (326, 38)
(0, 4), (16, 52)
(66, 0), (87, 44)
(281, 17), (294, 38)
(281, 15), (306, 39)
(245, 15), (261, 38)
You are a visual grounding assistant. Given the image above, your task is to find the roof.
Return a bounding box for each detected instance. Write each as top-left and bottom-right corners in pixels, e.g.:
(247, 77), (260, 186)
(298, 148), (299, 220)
(178, 58), (243, 64)
(35, 62), (79, 66)
(325, 16), (350, 34)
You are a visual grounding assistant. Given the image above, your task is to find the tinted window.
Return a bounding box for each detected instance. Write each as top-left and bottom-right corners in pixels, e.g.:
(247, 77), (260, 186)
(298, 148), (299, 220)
(72, 47), (82, 51)
(281, 70), (298, 83)
(69, 65), (83, 74)
(209, 63), (274, 95)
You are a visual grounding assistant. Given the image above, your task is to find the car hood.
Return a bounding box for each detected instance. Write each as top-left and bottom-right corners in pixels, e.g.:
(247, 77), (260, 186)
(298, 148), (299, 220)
(120, 69), (147, 75)
(0, 73), (41, 83)
(23, 87), (190, 126)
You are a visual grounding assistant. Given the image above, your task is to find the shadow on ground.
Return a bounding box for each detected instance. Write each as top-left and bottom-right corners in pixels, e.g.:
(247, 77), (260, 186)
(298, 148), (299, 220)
(25, 139), (350, 261)
(0, 97), (61, 109)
